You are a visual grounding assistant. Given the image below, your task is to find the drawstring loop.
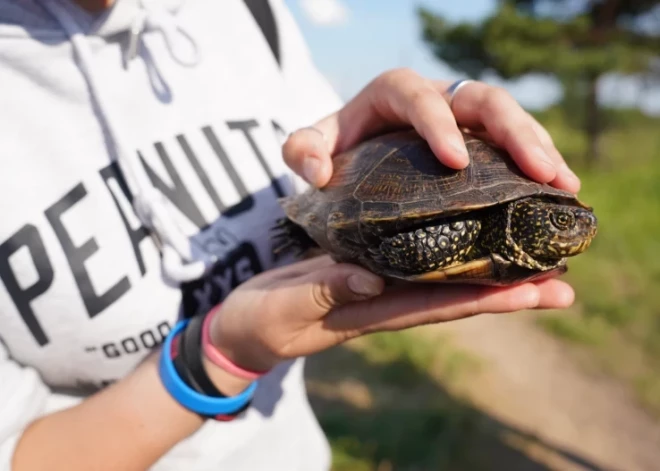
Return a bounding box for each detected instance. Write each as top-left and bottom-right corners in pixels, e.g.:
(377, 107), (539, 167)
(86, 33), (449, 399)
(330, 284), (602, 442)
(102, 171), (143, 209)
(125, 9), (146, 64)
(39, 0), (209, 283)
(126, 0), (200, 67)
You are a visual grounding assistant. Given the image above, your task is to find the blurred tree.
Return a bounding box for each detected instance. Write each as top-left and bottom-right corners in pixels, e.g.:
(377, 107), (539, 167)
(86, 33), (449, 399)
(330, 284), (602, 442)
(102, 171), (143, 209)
(419, 0), (660, 165)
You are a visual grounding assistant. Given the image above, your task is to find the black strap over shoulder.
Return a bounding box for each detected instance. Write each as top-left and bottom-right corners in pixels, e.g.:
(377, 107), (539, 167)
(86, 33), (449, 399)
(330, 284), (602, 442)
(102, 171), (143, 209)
(243, 0), (281, 66)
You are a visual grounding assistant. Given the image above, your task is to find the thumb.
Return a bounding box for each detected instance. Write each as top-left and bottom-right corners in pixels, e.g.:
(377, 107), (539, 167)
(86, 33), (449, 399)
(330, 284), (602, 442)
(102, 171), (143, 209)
(282, 125), (334, 188)
(282, 104), (371, 188)
(286, 263), (384, 318)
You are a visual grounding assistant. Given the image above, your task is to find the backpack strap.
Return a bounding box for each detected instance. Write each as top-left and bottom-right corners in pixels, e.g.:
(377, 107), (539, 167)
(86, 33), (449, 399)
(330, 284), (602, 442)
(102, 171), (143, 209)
(243, 0), (281, 66)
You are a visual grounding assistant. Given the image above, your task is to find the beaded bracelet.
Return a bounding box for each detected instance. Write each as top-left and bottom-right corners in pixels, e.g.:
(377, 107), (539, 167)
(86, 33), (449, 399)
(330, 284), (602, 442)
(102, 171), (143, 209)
(159, 319), (257, 417)
(201, 305), (270, 380)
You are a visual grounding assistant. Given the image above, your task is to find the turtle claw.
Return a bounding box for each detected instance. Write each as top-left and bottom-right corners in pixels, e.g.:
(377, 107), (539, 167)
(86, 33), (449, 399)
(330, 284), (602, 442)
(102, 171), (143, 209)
(272, 238), (296, 255)
(270, 217), (293, 234)
(366, 247), (389, 266)
(270, 217), (319, 261)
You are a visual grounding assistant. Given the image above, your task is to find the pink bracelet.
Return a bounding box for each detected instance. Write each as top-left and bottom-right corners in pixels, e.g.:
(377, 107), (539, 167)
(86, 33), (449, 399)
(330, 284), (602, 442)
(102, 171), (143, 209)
(201, 306), (269, 381)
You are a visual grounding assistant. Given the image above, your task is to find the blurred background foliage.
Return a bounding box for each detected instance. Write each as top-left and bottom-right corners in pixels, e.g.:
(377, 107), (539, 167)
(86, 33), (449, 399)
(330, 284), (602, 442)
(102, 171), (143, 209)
(296, 0), (660, 469)
(419, 0), (660, 165)
(417, 0), (660, 414)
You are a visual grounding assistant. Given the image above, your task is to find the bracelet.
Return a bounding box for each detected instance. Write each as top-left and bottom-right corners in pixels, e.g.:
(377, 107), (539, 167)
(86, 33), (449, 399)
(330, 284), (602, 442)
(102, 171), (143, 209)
(172, 336), (202, 392)
(159, 319), (257, 416)
(171, 319), (252, 421)
(201, 305), (270, 380)
(180, 313), (226, 397)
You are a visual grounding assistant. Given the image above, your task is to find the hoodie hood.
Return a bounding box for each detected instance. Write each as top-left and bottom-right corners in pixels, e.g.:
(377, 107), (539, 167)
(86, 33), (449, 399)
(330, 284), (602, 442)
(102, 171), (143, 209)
(91, 0), (184, 38)
(0, 0), (183, 37)
(0, 2), (343, 469)
(26, 0), (215, 282)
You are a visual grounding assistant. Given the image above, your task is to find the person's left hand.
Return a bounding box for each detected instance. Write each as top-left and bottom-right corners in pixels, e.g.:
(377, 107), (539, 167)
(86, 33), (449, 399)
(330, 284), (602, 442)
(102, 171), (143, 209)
(283, 68), (580, 194)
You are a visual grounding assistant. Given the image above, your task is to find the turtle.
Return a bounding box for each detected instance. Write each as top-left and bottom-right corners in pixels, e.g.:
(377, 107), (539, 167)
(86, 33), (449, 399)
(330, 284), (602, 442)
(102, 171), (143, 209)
(272, 130), (598, 286)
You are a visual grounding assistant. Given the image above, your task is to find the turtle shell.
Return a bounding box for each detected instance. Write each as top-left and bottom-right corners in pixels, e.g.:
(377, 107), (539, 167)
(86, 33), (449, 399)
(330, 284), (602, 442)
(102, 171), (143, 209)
(279, 130), (587, 285)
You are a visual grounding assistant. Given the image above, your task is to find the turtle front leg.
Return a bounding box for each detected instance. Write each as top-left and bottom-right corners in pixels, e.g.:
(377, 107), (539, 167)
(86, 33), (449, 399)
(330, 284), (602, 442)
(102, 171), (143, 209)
(270, 217), (319, 260)
(376, 219), (482, 274)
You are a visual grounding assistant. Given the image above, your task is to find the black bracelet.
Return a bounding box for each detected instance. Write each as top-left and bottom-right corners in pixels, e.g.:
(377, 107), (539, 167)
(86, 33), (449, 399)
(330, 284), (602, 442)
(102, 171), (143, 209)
(171, 313), (252, 419)
(172, 338), (204, 394)
(180, 313), (225, 397)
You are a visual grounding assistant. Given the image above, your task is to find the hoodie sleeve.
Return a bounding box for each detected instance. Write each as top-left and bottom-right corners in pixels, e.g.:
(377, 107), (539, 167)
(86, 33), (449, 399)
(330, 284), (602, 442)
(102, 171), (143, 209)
(0, 340), (80, 470)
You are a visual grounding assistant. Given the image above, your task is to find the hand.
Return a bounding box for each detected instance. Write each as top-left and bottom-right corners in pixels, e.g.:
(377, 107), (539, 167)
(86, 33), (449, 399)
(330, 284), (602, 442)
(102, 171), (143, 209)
(283, 68), (580, 193)
(207, 256), (574, 373)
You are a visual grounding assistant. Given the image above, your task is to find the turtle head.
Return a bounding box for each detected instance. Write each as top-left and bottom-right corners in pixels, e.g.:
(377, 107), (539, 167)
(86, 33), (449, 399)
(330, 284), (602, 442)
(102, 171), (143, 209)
(509, 198), (597, 268)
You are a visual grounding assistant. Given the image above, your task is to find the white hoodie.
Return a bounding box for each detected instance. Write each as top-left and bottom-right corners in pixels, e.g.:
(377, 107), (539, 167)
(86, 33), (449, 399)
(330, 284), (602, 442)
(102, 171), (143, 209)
(0, 0), (343, 469)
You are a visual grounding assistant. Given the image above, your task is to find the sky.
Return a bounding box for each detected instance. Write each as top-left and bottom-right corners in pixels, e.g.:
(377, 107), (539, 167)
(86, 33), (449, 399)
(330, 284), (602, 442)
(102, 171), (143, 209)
(284, 0), (660, 115)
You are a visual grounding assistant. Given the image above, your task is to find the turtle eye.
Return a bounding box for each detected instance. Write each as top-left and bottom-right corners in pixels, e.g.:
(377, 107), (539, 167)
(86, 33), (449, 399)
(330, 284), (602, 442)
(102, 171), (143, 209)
(551, 211), (575, 230)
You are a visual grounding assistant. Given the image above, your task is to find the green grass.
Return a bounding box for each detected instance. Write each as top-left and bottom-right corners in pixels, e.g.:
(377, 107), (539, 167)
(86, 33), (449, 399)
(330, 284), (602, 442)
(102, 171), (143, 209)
(306, 329), (604, 470)
(536, 315), (609, 346)
(321, 405), (484, 470)
(306, 332), (480, 470)
(305, 330), (486, 470)
(303, 106), (660, 469)
(533, 107), (660, 415)
(355, 330), (482, 388)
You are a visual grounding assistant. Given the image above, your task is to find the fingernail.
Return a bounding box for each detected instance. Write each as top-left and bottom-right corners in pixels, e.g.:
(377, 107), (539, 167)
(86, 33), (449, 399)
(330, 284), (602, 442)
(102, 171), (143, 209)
(523, 288), (541, 308)
(348, 274), (382, 297)
(448, 135), (469, 159)
(558, 164), (582, 194)
(303, 157), (321, 185)
(559, 164), (580, 187)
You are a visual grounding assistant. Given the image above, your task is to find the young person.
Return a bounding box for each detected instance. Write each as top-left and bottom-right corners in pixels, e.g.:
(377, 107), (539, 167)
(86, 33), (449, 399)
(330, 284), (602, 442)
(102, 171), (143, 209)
(0, 1), (581, 469)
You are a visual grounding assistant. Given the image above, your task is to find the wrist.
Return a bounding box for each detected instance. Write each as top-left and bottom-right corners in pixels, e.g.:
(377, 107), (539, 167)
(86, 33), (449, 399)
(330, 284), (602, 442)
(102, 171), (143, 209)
(159, 319), (257, 419)
(201, 355), (253, 396)
(170, 328), (253, 397)
(206, 305), (280, 374)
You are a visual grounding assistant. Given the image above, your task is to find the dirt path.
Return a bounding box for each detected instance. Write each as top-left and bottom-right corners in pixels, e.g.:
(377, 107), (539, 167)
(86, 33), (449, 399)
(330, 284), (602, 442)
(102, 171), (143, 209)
(437, 312), (660, 471)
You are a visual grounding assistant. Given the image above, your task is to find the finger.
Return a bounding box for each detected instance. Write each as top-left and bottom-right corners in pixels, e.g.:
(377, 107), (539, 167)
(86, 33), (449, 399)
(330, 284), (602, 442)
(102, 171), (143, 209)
(282, 69), (471, 187)
(459, 124), (581, 194)
(323, 282), (544, 339)
(532, 278), (575, 309)
(320, 70), (471, 166)
(363, 70), (470, 169)
(529, 117), (581, 193)
(437, 81), (559, 185)
(254, 254), (336, 286)
(275, 263), (385, 321)
(282, 126), (333, 188)
(477, 91), (558, 184)
(282, 105), (385, 187)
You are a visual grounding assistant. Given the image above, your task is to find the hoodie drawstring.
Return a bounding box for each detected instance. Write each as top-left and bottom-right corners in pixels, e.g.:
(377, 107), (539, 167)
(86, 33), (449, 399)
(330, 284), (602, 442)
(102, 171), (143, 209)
(126, 0), (199, 66)
(39, 0), (211, 283)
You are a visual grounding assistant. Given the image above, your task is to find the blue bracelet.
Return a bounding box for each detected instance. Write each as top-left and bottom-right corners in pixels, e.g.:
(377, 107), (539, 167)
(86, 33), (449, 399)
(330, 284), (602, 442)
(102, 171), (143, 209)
(159, 319), (258, 416)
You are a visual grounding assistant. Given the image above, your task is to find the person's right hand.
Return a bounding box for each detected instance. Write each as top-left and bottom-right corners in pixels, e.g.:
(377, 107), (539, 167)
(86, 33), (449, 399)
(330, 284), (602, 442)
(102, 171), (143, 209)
(207, 255), (574, 375)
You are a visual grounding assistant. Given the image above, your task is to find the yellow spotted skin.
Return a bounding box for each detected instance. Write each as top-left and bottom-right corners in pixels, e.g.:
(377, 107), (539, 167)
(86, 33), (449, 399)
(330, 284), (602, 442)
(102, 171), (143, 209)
(275, 130), (598, 283)
(378, 220), (481, 273)
(371, 196), (597, 275)
(476, 197), (597, 272)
